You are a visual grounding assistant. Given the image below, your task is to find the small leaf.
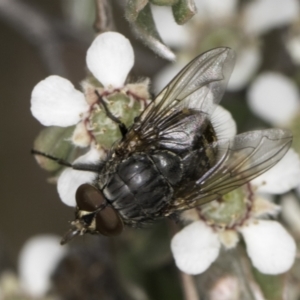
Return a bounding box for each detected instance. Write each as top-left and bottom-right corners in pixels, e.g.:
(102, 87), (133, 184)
(125, 0), (149, 23)
(172, 0), (196, 24)
(129, 3), (176, 61)
(150, 0), (179, 5)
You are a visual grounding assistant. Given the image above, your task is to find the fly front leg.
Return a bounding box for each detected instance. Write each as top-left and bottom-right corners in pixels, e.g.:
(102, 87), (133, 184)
(95, 90), (128, 138)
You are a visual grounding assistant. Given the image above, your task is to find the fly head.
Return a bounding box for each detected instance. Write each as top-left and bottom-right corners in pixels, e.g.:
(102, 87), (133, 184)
(61, 184), (123, 244)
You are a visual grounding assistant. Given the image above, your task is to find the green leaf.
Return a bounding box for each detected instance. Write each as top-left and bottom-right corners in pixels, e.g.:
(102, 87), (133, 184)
(172, 0), (196, 24)
(129, 3), (176, 61)
(125, 0), (149, 22)
(150, 0), (179, 5)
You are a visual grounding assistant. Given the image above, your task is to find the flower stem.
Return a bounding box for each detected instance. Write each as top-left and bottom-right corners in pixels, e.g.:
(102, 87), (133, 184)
(94, 0), (115, 33)
(231, 247), (257, 300)
(179, 271), (200, 300)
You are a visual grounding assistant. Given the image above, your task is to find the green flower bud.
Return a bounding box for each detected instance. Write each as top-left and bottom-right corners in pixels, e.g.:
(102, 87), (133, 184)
(89, 92), (146, 149)
(33, 126), (77, 172)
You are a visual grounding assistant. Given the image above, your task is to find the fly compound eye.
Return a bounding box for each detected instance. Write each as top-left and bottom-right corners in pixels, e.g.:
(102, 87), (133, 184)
(95, 205), (123, 236)
(76, 183), (106, 211)
(75, 183), (123, 236)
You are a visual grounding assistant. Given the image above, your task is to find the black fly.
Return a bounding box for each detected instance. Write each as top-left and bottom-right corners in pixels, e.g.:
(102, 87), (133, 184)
(32, 48), (292, 244)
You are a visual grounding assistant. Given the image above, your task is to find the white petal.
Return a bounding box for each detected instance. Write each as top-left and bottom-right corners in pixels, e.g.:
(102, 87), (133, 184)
(240, 220), (296, 274)
(281, 193), (300, 234)
(228, 46), (261, 91)
(18, 235), (67, 297)
(252, 196), (280, 218)
(252, 149), (300, 194)
(151, 5), (190, 48)
(171, 221), (221, 275)
(247, 72), (300, 125)
(286, 35), (300, 65)
(86, 32), (134, 88)
(243, 0), (300, 35)
(57, 148), (101, 206)
(211, 105), (237, 140)
(72, 121), (92, 147)
(31, 75), (88, 126)
(195, 0), (238, 21)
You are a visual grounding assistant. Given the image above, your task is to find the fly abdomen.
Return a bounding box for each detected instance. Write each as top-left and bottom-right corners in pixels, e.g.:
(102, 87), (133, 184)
(102, 152), (182, 223)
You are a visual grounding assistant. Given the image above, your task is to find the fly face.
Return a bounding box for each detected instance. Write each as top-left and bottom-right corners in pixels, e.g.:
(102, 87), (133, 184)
(32, 47), (292, 243)
(61, 184), (123, 244)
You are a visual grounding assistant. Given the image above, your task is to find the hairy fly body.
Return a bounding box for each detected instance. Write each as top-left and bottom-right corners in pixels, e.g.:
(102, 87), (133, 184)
(32, 47), (292, 244)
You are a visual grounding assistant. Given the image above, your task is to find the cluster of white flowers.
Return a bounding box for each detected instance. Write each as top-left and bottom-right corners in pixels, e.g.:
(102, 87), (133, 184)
(149, 0), (300, 276)
(171, 110), (300, 275)
(152, 0), (300, 92)
(30, 7), (300, 287)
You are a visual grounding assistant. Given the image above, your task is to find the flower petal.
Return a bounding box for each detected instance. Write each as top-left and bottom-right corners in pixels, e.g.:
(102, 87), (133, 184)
(286, 35), (300, 65)
(86, 32), (134, 88)
(18, 235), (67, 297)
(211, 105), (237, 140)
(281, 193), (300, 234)
(228, 46), (261, 91)
(151, 5), (190, 48)
(31, 75), (88, 126)
(72, 121), (92, 147)
(247, 72), (300, 125)
(243, 0), (300, 35)
(171, 221), (221, 275)
(252, 149), (300, 194)
(195, 0), (238, 21)
(240, 220), (296, 274)
(252, 196), (280, 218)
(57, 148), (102, 206)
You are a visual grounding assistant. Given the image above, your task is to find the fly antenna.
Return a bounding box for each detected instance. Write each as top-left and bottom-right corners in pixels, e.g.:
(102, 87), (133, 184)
(31, 149), (101, 172)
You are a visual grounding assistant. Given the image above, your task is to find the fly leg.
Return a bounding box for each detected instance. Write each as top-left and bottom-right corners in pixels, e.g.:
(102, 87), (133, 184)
(95, 90), (128, 138)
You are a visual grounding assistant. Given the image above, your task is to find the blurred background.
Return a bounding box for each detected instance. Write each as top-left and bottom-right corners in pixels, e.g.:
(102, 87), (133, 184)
(1, 0), (300, 299)
(0, 0), (167, 256)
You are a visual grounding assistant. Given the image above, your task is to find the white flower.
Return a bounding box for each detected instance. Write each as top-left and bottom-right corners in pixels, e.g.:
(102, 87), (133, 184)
(18, 235), (67, 297)
(153, 0), (300, 92)
(247, 72), (300, 126)
(242, 0), (300, 36)
(57, 147), (103, 206)
(57, 104), (236, 206)
(286, 34), (300, 65)
(171, 145), (299, 276)
(31, 32), (134, 147)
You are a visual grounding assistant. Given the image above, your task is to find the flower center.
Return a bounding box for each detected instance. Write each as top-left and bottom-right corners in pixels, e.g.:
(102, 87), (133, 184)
(85, 90), (148, 149)
(196, 184), (254, 230)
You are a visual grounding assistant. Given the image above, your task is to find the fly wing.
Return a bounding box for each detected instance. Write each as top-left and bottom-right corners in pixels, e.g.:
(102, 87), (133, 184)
(168, 129), (292, 212)
(128, 48), (235, 144)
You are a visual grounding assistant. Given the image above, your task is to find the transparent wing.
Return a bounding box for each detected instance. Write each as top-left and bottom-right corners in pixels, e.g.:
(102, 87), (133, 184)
(169, 129), (292, 212)
(130, 47), (235, 141)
